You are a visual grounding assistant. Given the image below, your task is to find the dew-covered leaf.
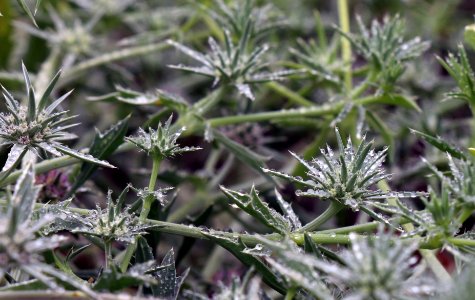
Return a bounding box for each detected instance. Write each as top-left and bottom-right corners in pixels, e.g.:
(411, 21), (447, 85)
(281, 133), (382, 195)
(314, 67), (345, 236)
(220, 185), (292, 234)
(68, 116), (129, 196)
(410, 129), (466, 160)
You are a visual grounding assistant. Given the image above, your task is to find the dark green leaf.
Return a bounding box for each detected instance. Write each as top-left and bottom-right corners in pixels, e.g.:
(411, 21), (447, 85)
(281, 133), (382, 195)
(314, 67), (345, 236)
(67, 116), (129, 196)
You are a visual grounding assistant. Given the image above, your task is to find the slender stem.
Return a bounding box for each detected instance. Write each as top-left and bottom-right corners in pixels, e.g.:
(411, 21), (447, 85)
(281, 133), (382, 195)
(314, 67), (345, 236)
(139, 155), (162, 222)
(265, 82), (314, 107)
(207, 95), (387, 127)
(193, 85), (228, 116)
(0, 200), (462, 250)
(419, 249), (452, 283)
(350, 69), (376, 99)
(284, 287), (297, 300)
(104, 240), (112, 270)
(122, 154), (161, 272)
(337, 0), (352, 91)
(298, 201), (344, 232)
(447, 237), (475, 247)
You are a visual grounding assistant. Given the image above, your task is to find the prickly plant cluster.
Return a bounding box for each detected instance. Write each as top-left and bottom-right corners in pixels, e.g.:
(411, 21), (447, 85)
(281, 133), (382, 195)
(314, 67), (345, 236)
(1, 1), (475, 299)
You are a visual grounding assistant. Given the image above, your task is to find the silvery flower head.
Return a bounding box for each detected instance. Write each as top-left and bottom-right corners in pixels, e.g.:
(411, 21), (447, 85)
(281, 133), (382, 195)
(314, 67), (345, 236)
(125, 115), (201, 159)
(0, 64), (114, 174)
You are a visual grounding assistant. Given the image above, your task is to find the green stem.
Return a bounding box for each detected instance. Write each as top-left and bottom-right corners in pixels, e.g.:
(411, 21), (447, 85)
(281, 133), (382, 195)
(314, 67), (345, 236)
(447, 237), (475, 247)
(192, 85), (229, 116)
(0, 199), (463, 250)
(121, 154), (161, 272)
(284, 286), (298, 300)
(338, 0), (352, 91)
(139, 155), (162, 222)
(298, 201), (344, 232)
(419, 250), (452, 283)
(104, 240), (112, 270)
(350, 69), (376, 99)
(265, 82), (314, 107)
(207, 95), (385, 127)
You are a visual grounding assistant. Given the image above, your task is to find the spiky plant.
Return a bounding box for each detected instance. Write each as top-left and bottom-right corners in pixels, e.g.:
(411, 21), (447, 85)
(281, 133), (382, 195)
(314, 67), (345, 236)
(0, 64), (113, 177)
(264, 128), (424, 225)
(437, 44), (475, 108)
(0, 162), (95, 296)
(205, 0), (287, 38)
(338, 15), (430, 92)
(15, 7), (97, 69)
(125, 115), (201, 160)
(167, 21), (294, 100)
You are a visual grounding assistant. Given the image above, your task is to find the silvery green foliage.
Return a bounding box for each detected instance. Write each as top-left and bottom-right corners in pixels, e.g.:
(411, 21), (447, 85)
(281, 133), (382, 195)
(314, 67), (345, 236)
(338, 15), (430, 91)
(424, 154), (475, 205)
(437, 263), (475, 300)
(0, 64), (114, 174)
(15, 7), (97, 68)
(250, 237), (334, 299)
(126, 115), (201, 159)
(206, 0), (287, 38)
(437, 45), (475, 107)
(322, 231), (435, 300)
(94, 249), (188, 297)
(290, 37), (342, 85)
(220, 186), (301, 234)
(394, 186), (460, 239)
(65, 187), (155, 244)
(0, 162), (50, 275)
(255, 230), (435, 300)
(15, 0), (41, 27)
(89, 85), (189, 111)
(0, 162), (94, 295)
(263, 128), (424, 223)
(167, 21), (294, 101)
(184, 270), (266, 300)
(72, 0), (135, 15)
(212, 273), (265, 300)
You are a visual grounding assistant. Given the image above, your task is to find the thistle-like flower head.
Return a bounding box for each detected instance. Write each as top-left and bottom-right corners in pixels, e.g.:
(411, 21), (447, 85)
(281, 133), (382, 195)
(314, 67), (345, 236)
(0, 64), (114, 173)
(70, 186), (156, 243)
(253, 230), (435, 300)
(167, 21), (294, 100)
(338, 15), (430, 91)
(125, 115), (201, 159)
(424, 154), (475, 206)
(327, 231), (435, 299)
(437, 45), (475, 107)
(207, 0), (287, 38)
(264, 129), (424, 223)
(15, 8), (97, 68)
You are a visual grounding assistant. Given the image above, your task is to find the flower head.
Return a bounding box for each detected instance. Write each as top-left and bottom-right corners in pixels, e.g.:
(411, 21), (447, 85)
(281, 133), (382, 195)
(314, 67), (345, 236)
(0, 64), (114, 173)
(125, 115), (201, 159)
(264, 128), (424, 223)
(326, 231), (435, 299)
(167, 21), (294, 100)
(69, 187), (156, 244)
